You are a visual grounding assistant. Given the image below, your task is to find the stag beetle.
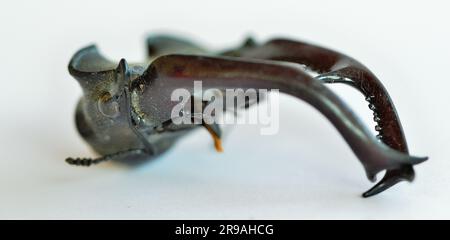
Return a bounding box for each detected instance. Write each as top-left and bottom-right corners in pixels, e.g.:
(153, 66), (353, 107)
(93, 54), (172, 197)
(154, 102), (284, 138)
(66, 35), (427, 197)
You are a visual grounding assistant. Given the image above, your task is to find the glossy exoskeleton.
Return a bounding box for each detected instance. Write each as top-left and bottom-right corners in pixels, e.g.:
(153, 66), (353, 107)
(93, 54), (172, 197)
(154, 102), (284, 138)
(66, 35), (427, 197)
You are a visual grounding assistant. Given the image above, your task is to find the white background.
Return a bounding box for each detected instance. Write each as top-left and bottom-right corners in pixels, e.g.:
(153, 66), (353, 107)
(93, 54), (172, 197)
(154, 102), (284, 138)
(0, 0), (449, 219)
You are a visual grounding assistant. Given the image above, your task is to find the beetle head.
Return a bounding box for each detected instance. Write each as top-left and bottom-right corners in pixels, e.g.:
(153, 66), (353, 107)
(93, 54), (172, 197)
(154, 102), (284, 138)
(69, 46), (143, 154)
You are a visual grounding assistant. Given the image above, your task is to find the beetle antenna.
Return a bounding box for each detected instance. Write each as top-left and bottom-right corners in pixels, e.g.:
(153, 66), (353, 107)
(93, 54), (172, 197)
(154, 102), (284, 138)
(66, 149), (145, 167)
(66, 157), (105, 166)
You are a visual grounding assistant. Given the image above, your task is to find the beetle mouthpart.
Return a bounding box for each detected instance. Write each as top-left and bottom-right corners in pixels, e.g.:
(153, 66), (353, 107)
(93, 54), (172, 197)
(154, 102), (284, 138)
(363, 154), (427, 197)
(363, 165), (416, 197)
(202, 122), (223, 152)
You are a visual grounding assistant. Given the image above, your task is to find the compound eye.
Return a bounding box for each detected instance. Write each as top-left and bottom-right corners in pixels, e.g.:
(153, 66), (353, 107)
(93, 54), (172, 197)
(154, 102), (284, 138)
(97, 92), (120, 118)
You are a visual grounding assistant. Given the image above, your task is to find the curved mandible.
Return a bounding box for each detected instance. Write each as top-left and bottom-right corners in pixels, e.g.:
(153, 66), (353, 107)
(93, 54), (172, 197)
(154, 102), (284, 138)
(130, 54), (427, 193)
(222, 38), (415, 197)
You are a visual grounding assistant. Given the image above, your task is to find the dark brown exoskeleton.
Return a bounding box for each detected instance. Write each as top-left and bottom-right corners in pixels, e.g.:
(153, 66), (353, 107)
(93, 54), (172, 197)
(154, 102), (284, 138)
(67, 35), (428, 197)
